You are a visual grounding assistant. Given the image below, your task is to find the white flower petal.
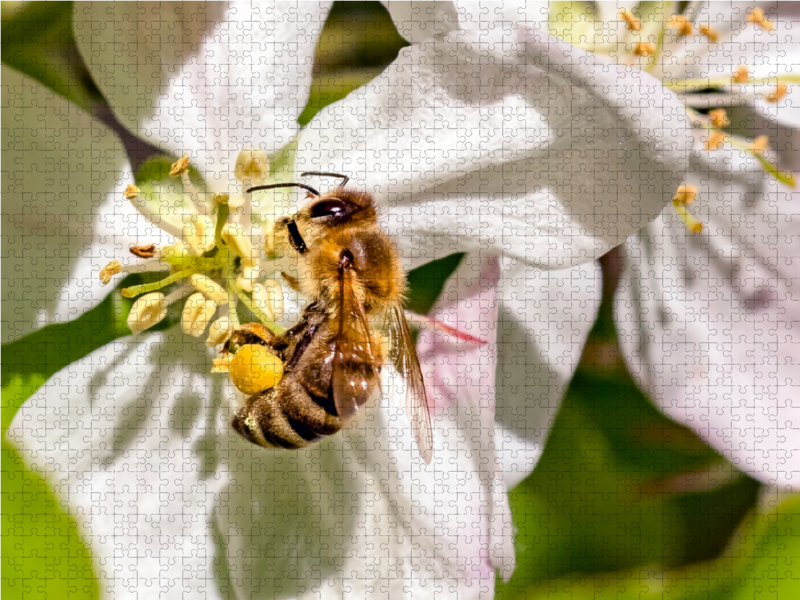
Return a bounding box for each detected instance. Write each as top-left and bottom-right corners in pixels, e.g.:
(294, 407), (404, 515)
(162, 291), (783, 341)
(296, 25), (690, 270)
(1, 66), (166, 343)
(454, 1), (549, 31)
(221, 365), (512, 594)
(616, 147), (800, 488)
(496, 258), (601, 477)
(11, 326), (514, 595)
(380, 1), (459, 43)
(7, 331), (229, 599)
(414, 253), (565, 491)
(74, 1), (332, 192)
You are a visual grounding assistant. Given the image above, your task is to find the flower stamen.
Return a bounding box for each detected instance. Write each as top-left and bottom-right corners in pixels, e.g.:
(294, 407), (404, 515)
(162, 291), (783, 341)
(99, 260), (122, 285)
(619, 9), (642, 32)
(190, 273), (228, 304)
(750, 135), (770, 155)
(699, 24), (719, 42)
(747, 7), (775, 32)
(130, 244), (157, 258)
(668, 15), (692, 36)
(672, 184), (697, 206)
(181, 292), (218, 337)
(169, 154), (191, 177)
(732, 65), (749, 83)
(633, 42), (655, 57)
(766, 84), (788, 103)
(673, 200), (704, 233)
(128, 292), (169, 334)
(708, 108), (730, 128)
(123, 184), (140, 200)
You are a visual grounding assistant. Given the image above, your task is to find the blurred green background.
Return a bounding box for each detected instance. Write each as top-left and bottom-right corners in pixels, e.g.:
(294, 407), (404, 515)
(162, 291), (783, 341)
(2, 2), (798, 599)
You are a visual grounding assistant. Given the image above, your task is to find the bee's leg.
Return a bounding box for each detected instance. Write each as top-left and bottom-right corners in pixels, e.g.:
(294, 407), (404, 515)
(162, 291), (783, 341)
(235, 322), (276, 344)
(223, 322), (277, 355)
(231, 387), (311, 450)
(279, 380), (344, 439)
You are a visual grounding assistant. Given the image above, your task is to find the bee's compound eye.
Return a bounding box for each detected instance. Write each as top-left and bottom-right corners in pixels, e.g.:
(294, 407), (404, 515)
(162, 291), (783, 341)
(309, 198), (356, 221)
(230, 344), (284, 395)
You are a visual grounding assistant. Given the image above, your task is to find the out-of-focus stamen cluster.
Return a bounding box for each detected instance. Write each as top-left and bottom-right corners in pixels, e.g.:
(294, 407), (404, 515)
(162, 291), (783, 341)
(672, 184), (703, 233)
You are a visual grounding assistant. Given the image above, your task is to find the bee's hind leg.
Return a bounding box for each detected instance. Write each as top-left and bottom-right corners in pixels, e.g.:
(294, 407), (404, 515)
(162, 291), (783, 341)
(232, 387), (310, 450)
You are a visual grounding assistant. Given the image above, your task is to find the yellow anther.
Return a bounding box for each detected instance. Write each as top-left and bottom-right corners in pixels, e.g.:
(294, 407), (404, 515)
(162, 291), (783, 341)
(222, 222), (255, 264)
(230, 344), (284, 395)
(733, 65), (749, 83)
(699, 24), (719, 42)
(212, 355), (233, 374)
(673, 201), (704, 233)
(748, 7), (775, 32)
(214, 193), (230, 207)
(669, 14), (693, 36)
(766, 84), (788, 103)
(673, 184), (698, 205)
(633, 42), (655, 57)
(169, 153), (191, 177)
(161, 240), (191, 263)
(708, 108), (730, 128)
(619, 9), (642, 31)
(235, 148), (270, 183)
(237, 263), (261, 293)
(182, 215), (216, 255)
(181, 292), (217, 337)
(99, 260), (122, 285)
(130, 244), (157, 258)
(705, 130), (728, 150)
(128, 292), (168, 334)
(751, 135), (770, 155)
(123, 184), (140, 200)
(190, 273), (228, 304)
(206, 316), (233, 347)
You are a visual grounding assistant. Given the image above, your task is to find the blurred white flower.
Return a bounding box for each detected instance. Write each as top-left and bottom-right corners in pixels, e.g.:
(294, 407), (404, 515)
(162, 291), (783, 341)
(4, 2), (690, 598)
(442, 1), (800, 488)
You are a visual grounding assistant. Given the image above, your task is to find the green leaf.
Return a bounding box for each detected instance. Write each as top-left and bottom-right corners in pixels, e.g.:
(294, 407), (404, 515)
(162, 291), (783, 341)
(1, 1), (102, 111)
(298, 1), (408, 126)
(730, 496), (800, 598)
(2, 437), (98, 600)
(497, 365), (760, 599)
(404, 253), (465, 315)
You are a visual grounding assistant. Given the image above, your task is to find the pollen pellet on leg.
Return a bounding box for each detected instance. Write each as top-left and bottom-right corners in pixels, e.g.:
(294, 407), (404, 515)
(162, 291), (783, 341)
(230, 344), (284, 395)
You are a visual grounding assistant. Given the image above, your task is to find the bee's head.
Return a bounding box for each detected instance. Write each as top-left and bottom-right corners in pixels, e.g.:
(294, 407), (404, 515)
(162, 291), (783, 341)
(270, 186), (378, 256)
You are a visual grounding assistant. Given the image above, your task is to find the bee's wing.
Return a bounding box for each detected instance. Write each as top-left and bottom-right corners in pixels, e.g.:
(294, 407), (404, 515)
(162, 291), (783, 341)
(330, 264), (380, 419)
(388, 303), (433, 464)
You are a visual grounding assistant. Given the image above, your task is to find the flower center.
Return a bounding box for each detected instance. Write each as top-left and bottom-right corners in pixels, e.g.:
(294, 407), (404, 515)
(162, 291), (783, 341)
(99, 150), (285, 344)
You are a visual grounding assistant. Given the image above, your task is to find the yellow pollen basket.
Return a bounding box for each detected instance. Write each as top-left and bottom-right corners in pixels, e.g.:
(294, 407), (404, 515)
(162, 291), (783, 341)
(230, 344), (284, 395)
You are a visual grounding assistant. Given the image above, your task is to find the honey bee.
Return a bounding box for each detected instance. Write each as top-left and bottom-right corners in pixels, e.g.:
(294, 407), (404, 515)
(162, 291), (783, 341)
(225, 172), (433, 463)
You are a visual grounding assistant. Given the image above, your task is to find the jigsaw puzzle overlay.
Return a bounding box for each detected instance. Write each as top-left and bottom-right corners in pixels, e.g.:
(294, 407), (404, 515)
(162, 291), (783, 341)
(3, 2), (800, 599)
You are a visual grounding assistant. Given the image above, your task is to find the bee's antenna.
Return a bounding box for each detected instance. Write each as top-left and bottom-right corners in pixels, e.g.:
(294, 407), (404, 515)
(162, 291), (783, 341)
(300, 172), (350, 188)
(246, 183), (320, 196)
